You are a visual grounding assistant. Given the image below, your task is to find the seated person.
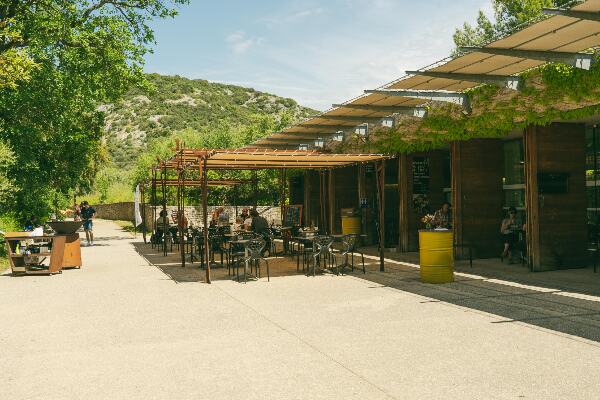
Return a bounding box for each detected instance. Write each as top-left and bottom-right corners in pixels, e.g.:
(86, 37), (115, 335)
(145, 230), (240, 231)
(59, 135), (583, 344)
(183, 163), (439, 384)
(250, 210), (269, 234)
(217, 207), (230, 227)
(155, 210), (170, 233)
(500, 206), (521, 260)
(232, 216), (244, 232)
(250, 210), (270, 255)
(243, 214), (253, 231)
(433, 202), (452, 229)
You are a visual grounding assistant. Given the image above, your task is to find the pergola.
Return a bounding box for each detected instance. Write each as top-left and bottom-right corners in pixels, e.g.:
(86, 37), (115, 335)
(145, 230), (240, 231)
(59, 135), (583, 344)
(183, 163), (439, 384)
(151, 147), (391, 283)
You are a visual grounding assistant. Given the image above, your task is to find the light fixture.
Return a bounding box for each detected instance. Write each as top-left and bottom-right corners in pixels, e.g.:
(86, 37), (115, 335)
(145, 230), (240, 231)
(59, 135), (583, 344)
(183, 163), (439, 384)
(355, 124), (369, 137)
(381, 118), (394, 128)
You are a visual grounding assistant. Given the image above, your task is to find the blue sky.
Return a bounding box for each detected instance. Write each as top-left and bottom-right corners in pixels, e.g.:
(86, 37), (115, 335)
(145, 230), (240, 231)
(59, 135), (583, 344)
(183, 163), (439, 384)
(145, 0), (492, 111)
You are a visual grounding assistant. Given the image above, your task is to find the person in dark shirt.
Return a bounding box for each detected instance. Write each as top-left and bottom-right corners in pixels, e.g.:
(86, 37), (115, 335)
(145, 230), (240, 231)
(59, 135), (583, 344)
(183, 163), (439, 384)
(80, 201), (96, 246)
(250, 209), (269, 234)
(250, 209), (270, 255)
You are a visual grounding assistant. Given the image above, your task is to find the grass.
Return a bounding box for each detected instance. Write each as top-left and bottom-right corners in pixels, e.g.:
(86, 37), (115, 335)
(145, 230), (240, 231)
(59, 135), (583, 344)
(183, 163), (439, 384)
(0, 256), (9, 273)
(0, 214), (19, 273)
(112, 220), (139, 235)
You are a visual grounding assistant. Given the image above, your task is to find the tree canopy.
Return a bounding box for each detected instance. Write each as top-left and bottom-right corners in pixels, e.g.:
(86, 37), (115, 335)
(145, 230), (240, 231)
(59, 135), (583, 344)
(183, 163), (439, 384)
(453, 0), (575, 53)
(0, 0), (187, 220)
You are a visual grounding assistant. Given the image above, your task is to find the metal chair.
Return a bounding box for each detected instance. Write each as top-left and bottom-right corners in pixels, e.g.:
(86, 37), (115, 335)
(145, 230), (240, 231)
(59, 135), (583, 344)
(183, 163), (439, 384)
(306, 235), (335, 277)
(262, 229), (277, 256)
(239, 237), (270, 283)
(208, 231), (225, 268)
(227, 232), (255, 275)
(344, 234), (365, 274)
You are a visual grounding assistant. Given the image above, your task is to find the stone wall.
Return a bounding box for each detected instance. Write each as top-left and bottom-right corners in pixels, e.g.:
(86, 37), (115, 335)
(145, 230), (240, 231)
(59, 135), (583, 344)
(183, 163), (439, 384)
(91, 202), (282, 229)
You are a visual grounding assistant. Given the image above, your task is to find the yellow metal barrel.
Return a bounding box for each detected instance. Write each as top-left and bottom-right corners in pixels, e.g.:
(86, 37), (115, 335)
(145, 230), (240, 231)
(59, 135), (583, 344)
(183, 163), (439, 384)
(341, 216), (361, 235)
(418, 230), (454, 283)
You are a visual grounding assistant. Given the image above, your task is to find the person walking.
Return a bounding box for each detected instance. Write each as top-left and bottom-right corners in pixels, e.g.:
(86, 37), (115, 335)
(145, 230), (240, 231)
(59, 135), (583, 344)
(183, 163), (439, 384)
(80, 201), (96, 246)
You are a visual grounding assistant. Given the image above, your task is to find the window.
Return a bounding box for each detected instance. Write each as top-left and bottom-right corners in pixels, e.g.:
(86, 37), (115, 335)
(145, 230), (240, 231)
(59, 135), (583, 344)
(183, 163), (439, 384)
(503, 139), (525, 210)
(586, 125), (600, 226)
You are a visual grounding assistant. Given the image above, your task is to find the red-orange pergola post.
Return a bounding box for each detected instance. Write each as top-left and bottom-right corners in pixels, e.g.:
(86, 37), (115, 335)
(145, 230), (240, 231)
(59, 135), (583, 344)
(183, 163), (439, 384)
(200, 157), (211, 283)
(375, 160), (385, 272)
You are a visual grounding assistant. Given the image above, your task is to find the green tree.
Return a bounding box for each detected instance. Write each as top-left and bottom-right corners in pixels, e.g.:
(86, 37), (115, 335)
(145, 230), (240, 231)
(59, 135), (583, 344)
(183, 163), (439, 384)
(0, 0), (187, 219)
(453, 0), (574, 53)
(0, 139), (14, 208)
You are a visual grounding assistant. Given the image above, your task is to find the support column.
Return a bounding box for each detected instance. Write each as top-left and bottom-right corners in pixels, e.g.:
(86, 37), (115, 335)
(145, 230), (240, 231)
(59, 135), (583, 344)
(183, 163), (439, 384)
(303, 171), (310, 225)
(151, 170), (157, 248)
(319, 171), (326, 233)
(280, 169), (287, 225)
(358, 165), (366, 236)
(140, 183), (147, 244)
(200, 158), (211, 283)
(161, 163), (168, 257)
(328, 169), (335, 234)
(451, 139), (503, 258)
(524, 123), (587, 270)
(375, 161), (386, 272)
(398, 154), (410, 252)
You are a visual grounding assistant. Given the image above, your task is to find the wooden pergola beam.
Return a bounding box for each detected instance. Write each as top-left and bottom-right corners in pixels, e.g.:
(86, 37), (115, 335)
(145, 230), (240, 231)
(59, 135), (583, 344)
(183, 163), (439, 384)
(317, 115), (388, 123)
(460, 46), (595, 70)
(365, 89), (471, 113)
(332, 103), (427, 118)
(406, 70), (521, 90)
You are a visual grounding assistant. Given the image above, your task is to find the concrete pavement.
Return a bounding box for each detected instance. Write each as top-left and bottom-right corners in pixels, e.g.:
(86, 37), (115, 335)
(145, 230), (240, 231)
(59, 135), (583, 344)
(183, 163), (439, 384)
(1, 220), (599, 399)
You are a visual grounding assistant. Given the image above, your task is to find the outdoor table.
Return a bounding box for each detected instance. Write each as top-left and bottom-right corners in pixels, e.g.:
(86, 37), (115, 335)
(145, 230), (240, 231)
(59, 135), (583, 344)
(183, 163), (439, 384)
(292, 236), (316, 271)
(3, 232), (81, 275)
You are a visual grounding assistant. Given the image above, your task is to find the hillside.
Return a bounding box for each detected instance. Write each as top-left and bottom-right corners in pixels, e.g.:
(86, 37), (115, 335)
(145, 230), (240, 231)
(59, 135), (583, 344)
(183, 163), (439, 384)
(102, 73), (317, 166)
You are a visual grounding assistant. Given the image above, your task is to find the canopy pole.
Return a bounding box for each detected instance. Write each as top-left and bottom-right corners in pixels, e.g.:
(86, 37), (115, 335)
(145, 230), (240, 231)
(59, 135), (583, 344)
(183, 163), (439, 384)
(303, 171), (310, 226)
(161, 163), (168, 257)
(280, 169), (286, 226)
(328, 169), (334, 234)
(319, 171), (325, 234)
(375, 160), (385, 272)
(178, 167), (185, 268)
(151, 170), (157, 249)
(201, 157), (211, 283)
(141, 183), (147, 244)
(252, 170), (258, 209)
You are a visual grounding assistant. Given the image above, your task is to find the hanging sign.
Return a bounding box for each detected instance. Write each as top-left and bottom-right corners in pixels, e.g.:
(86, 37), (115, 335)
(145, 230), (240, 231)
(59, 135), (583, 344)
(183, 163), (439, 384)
(412, 157), (430, 195)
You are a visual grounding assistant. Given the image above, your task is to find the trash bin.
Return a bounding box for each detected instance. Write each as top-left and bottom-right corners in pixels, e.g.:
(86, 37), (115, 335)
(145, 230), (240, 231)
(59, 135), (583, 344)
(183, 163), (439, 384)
(418, 230), (454, 283)
(341, 208), (361, 235)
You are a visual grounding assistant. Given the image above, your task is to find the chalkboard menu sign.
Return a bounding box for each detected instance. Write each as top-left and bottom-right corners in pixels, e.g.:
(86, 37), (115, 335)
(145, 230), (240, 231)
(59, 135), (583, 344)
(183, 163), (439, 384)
(412, 157), (430, 195)
(284, 205), (303, 226)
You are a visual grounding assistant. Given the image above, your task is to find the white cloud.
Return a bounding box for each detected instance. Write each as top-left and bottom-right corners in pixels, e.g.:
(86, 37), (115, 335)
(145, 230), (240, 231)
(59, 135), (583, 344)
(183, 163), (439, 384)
(226, 31), (262, 54)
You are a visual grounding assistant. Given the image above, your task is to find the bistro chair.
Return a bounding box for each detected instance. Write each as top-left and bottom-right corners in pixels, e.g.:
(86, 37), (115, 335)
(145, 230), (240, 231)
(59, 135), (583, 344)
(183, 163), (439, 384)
(208, 230), (226, 268)
(344, 234), (366, 274)
(305, 235), (335, 277)
(262, 229), (277, 256)
(239, 237), (270, 283)
(190, 230), (205, 268)
(228, 232), (256, 276)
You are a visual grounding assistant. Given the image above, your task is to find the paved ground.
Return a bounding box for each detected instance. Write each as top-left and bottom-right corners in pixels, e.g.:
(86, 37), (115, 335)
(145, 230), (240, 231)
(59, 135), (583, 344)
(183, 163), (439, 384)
(2, 220), (600, 400)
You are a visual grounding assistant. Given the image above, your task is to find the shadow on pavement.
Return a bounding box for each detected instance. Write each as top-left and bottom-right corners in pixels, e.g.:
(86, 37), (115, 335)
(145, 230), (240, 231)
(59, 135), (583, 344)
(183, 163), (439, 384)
(132, 242), (312, 284)
(352, 253), (600, 343)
